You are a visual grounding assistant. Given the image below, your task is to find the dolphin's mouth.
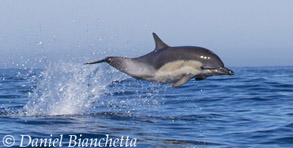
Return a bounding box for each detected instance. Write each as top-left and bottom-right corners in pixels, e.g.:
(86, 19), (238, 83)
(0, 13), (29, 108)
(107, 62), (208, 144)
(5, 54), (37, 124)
(222, 67), (234, 75)
(201, 66), (234, 75)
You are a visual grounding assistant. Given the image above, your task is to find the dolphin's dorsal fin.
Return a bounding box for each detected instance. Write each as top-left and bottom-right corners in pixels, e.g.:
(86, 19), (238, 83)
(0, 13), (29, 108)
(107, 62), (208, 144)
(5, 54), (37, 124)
(152, 32), (169, 50)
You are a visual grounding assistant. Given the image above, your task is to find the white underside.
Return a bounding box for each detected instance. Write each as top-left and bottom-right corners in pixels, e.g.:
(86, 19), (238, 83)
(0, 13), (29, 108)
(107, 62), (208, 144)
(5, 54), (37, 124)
(122, 59), (204, 83)
(153, 60), (203, 83)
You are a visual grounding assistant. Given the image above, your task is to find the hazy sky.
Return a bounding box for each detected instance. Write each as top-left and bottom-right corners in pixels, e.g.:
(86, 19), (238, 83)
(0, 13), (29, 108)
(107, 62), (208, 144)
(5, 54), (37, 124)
(0, 0), (293, 68)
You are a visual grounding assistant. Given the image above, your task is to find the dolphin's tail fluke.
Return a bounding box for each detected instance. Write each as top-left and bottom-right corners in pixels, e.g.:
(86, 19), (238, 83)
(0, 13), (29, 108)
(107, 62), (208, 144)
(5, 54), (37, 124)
(84, 58), (108, 65)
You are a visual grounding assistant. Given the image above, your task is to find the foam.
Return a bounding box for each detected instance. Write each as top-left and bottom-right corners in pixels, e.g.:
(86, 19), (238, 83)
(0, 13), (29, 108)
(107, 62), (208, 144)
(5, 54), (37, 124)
(23, 62), (127, 116)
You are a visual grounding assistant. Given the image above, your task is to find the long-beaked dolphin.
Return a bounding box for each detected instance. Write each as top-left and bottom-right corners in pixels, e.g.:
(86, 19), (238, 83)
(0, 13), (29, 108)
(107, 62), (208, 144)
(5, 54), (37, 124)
(85, 33), (234, 87)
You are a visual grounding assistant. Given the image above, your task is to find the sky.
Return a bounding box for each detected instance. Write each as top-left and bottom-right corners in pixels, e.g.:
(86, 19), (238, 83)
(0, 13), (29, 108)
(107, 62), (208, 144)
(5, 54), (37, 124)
(0, 0), (293, 68)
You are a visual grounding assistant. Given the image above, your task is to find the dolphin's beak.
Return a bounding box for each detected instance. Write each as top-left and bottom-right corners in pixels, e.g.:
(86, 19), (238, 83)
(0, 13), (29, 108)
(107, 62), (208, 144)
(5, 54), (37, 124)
(228, 69), (234, 75)
(221, 67), (234, 75)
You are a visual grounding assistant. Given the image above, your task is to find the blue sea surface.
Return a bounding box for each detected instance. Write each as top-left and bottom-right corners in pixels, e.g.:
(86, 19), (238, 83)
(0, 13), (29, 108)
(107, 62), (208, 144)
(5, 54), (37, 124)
(0, 65), (292, 148)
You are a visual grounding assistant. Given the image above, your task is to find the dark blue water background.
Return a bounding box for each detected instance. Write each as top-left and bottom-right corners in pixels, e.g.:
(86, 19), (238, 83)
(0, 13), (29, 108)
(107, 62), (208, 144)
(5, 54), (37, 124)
(0, 65), (292, 148)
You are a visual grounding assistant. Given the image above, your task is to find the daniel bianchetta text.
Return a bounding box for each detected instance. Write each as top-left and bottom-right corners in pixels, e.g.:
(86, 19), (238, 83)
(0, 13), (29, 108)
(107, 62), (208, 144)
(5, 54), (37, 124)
(14, 134), (137, 147)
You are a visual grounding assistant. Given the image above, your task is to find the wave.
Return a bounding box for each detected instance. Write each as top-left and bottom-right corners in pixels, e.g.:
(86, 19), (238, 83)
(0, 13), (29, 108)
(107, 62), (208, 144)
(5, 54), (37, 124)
(22, 62), (128, 116)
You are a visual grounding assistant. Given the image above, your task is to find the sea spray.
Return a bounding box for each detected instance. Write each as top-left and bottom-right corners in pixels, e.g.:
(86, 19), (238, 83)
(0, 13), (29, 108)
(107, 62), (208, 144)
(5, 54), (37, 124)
(23, 62), (127, 116)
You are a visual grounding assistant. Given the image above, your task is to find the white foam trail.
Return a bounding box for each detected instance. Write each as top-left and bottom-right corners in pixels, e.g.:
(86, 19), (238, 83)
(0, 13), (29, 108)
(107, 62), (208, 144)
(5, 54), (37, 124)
(23, 62), (127, 116)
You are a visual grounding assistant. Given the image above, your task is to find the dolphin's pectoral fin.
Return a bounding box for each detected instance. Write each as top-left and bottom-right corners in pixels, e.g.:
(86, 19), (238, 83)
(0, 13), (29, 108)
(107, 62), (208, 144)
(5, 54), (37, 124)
(172, 74), (194, 87)
(195, 76), (207, 81)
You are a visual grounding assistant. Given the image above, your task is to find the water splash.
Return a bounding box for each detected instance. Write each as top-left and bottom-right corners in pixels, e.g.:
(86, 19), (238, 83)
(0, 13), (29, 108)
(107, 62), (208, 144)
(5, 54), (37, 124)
(23, 62), (127, 116)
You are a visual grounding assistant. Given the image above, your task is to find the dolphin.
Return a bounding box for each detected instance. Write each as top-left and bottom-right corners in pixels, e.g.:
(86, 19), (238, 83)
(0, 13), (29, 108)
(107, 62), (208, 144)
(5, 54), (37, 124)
(85, 33), (234, 87)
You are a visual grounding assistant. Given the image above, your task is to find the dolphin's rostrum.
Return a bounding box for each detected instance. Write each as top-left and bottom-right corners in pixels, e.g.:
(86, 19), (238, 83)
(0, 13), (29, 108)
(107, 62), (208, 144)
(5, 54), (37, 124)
(86, 33), (234, 87)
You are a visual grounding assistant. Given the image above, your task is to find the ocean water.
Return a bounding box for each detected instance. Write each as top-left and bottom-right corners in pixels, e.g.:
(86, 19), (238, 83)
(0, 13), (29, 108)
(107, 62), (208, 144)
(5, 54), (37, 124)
(0, 64), (292, 148)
